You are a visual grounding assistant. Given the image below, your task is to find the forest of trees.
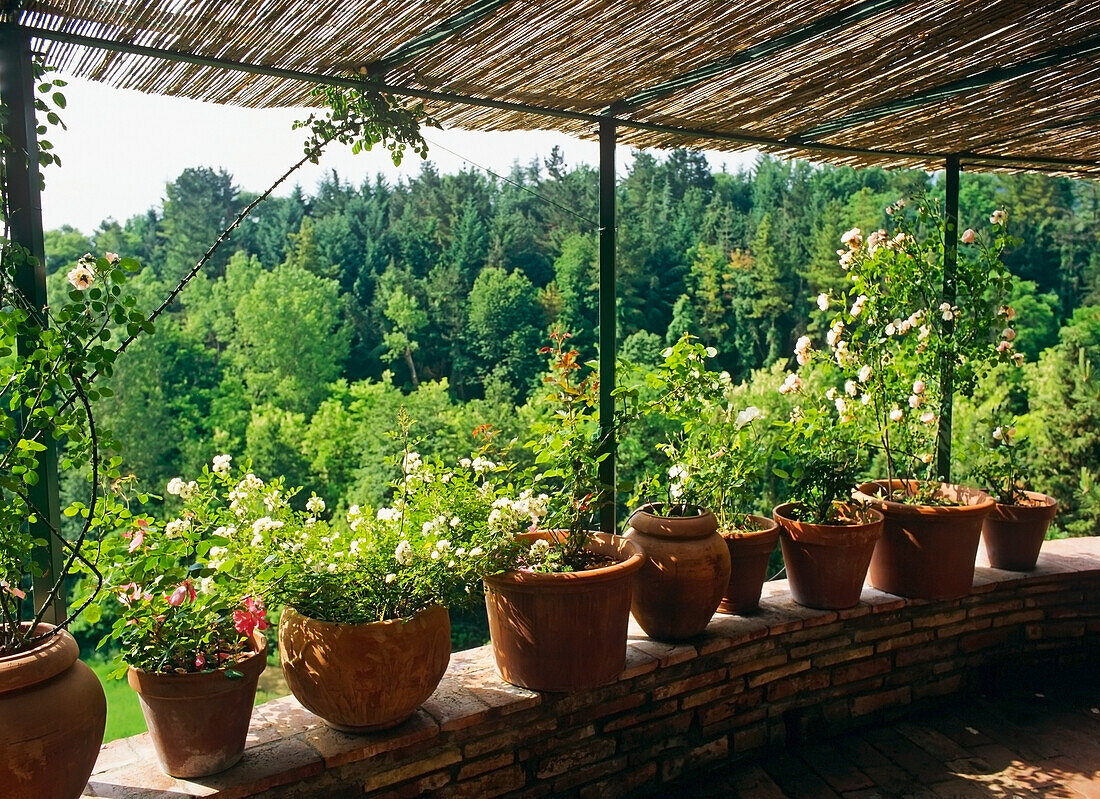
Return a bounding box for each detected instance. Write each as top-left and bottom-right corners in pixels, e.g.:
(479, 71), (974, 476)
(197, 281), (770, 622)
(42, 148), (1100, 536)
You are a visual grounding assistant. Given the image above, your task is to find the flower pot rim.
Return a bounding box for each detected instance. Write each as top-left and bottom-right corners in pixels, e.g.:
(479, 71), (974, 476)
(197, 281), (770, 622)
(773, 502), (884, 528)
(627, 503), (719, 540)
(719, 514), (779, 539)
(630, 502), (714, 520)
(855, 480), (994, 516)
(993, 490), (1057, 510)
(0, 623), (79, 692)
(484, 531), (643, 588)
(281, 602), (447, 630)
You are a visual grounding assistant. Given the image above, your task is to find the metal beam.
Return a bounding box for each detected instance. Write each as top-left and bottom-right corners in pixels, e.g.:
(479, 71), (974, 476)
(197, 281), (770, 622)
(0, 17), (65, 624)
(611, 0), (913, 114)
(18, 25), (1100, 175)
(936, 155), (960, 483)
(798, 35), (1100, 142)
(598, 117), (616, 536)
(966, 109), (1100, 153)
(360, 0), (514, 77)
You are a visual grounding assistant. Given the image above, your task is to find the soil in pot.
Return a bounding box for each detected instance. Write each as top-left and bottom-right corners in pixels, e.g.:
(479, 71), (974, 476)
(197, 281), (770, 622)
(128, 634), (266, 778)
(624, 504), (730, 641)
(982, 490), (1058, 571)
(773, 503), (883, 610)
(279, 603), (450, 732)
(484, 531), (643, 692)
(855, 480), (994, 601)
(0, 625), (106, 799)
(717, 516), (780, 615)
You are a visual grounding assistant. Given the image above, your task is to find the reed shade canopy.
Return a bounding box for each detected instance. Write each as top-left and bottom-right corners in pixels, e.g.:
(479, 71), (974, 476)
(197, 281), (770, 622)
(14, 0), (1100, 176)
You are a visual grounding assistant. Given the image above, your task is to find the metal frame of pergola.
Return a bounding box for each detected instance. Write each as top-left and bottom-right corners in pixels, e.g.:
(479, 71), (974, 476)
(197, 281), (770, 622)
(3, 0), (1098, 620)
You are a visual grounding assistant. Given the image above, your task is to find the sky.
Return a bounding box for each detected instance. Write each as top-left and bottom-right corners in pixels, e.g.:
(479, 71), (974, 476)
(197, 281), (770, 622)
(40, 76), (759, 235)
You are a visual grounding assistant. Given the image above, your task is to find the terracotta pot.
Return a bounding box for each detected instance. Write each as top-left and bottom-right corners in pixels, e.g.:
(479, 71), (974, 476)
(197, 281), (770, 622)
(854, 480), (994, 600)
(128, 634), (266, 778)
(0, 625), (106, 799)
(717, 515), (780, 615)
(773, 503), (884, 610)
(279, 604), (450, 732)
(982, 490), (1058, 571)
(624, 504), (730, 641)
(484, 531), (643, 692)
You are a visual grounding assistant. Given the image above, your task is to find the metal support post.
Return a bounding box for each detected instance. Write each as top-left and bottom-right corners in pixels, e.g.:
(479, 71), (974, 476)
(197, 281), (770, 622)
(598, 117), (617, 535)
(1, 18), (65, 623)
(936, 155), (960, 483)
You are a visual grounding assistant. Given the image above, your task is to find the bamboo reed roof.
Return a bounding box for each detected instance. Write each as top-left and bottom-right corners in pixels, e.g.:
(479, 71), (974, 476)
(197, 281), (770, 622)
(16, 0), (1100, 176)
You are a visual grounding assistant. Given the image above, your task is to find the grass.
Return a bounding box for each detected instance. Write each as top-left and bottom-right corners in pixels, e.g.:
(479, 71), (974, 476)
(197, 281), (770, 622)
(85, 654), (290, 743)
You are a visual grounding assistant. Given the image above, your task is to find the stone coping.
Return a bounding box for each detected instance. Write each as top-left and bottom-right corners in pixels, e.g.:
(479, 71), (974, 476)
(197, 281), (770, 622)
(80, 536), (1100, 798)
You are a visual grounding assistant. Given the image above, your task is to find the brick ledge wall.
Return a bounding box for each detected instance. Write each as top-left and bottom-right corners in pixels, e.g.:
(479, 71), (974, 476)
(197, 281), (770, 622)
(82, 537), (1100, 799)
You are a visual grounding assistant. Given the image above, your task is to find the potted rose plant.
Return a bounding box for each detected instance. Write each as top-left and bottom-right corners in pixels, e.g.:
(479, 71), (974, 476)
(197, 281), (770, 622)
(629, 335), (780, 619)
(968, 422), (1057, 571)
(475, 332), (643, 692)
(819, 199), (1018, 599)
(770, 369), (883, 610)
(621, 335), (739, 639)
(88, 457), (274, 778)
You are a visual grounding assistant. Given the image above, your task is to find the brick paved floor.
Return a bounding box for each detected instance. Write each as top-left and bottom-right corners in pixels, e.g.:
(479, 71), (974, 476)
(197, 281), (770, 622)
(664, 681), (1100, 798)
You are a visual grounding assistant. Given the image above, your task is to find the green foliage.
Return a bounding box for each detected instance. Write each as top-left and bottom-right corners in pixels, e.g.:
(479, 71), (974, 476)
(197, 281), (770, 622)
(1, 250), (152, 653)
(294, 85), (434, 166)
(30, 143), (1100, 567)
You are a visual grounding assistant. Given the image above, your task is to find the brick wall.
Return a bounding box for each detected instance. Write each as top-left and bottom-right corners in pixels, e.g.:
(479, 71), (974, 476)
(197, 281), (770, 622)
(83, 537), (1100, 799)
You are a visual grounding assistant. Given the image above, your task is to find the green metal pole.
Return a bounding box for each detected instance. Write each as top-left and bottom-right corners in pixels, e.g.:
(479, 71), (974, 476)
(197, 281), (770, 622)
(936, 155), (960, 483)
(598, 117), (617, 535)
(0, 18), (65, 624)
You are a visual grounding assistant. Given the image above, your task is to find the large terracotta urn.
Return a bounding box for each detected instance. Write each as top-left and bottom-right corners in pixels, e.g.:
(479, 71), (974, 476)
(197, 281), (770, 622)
(624, 504), (730, 641)
(0, 625), (106, 799)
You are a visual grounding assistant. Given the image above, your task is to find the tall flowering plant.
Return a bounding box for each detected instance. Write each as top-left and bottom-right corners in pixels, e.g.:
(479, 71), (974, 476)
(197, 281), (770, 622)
(512, 331), (618, 570)
(628, 335), (770, 532)
(801, 198), (1019, 494)
(87, 455), (274, 676)
(771, 370), (871, 524)
(1, 250), (152, 656)
(966, 422), (1032, 506)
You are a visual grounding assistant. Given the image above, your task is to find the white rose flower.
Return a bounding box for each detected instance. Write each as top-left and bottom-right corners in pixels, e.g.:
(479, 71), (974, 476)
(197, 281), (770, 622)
(528, 539), (551, 560)
(164, 518), (190, 538)
(394, 540), (414, 566)
(734, 406), (763, 429)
